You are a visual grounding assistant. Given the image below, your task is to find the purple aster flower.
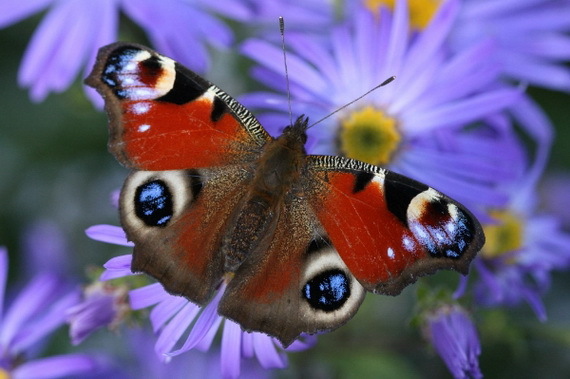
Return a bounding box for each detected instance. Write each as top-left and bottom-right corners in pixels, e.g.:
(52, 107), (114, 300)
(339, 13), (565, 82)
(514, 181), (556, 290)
(0, 0), (249, 104)
(473, 170), (570, 321)
(86, 224), (316, 378)
(240, 0), (523, 213)
(67, 281), (129, 345)
(449, 0), (570, 92)
(424, 305), (482, 379)
(0, 246), (104, 378)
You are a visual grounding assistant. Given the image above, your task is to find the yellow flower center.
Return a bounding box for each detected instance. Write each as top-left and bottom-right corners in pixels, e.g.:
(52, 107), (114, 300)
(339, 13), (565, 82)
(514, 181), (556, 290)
(482, 211), (524, 260)
(338, 106), (401, 165)
(0, 369), (10, 379)
(364, 0), (442, 29)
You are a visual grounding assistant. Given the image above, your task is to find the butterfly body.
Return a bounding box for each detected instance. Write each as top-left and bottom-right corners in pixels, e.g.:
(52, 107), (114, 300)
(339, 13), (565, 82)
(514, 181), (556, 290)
(221, 116), (308, 271)
(87, 43), (484, 346)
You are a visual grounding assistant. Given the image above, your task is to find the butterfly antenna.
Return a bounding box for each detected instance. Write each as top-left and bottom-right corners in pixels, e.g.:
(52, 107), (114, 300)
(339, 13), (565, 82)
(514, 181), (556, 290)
(279, 17), (294, 127)
(307, 76), (396, 129)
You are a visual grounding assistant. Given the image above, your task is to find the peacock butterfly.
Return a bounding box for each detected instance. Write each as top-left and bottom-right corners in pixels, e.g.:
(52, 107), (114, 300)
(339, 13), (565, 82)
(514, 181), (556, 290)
(86, 42), (484, 347)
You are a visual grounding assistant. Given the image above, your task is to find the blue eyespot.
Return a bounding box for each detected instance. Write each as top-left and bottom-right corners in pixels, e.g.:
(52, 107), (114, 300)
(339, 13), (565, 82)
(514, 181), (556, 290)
(134, 180), (173, 227)
(303, 270), (350, 312)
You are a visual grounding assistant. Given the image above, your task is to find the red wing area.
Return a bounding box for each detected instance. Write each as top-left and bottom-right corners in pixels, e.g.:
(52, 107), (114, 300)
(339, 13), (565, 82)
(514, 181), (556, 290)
(307, 156), (484, 295)
(115, 97), (259, 170)
(86, 43), (270, 171)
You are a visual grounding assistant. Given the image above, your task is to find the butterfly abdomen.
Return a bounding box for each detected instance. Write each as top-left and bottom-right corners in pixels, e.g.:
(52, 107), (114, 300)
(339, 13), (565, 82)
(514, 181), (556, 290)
(222, 196), (275, 272)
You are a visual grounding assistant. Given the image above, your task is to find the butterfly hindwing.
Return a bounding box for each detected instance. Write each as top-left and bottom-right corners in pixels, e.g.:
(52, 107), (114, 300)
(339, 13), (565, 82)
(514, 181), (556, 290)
(306, 155), (484, 295)
(120, 165), (250, 304)
(86, 42), (271, 171)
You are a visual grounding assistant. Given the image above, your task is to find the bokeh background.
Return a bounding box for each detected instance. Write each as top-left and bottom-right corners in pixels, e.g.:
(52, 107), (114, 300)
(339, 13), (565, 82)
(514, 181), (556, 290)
(1, 4), (570, 378)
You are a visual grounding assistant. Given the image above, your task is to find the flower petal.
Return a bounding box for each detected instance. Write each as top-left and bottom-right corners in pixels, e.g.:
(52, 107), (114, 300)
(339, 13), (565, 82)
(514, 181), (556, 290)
(12, 290), (80, 351)
(221, 320), (242, 379)
(86, 225), (133, 247)
(12, 354), (101, 379)
(168, 286), (225, 356)
(0, 0), (52, 28)
(129, 283), (170, 310)
(100, 255), (135, 281)
(253, 333), (287, 369)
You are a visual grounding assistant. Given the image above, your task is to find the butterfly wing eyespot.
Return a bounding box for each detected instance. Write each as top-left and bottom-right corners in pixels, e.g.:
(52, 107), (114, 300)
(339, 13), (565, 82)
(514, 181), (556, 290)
(85, 42), (271, 171)
(299, 242), (365, 327)
(306, 155), (484, 296)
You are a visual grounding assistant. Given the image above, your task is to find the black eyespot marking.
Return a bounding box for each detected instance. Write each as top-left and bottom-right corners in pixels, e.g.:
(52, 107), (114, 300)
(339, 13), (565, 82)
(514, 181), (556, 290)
(302, 269), (351, 312)
(353, 172), (374, 193)
(134, 180), (173, 227)
(140, 55), (162, 76)
(305, 237), (331, 255)
(157, 63), (207, 105)
(385, 171), (429, 226)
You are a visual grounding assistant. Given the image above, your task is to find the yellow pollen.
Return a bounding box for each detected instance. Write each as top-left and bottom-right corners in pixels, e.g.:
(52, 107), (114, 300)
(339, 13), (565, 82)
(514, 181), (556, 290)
(364, 0), (442, 30)
(338, 106), (401, 166)
(0, 369), (10, 379)
(482, 210), (524, 260)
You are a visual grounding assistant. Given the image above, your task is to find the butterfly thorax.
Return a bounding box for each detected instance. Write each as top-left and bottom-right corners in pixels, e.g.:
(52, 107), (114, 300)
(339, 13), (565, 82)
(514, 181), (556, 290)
(222, 116), (309, 272)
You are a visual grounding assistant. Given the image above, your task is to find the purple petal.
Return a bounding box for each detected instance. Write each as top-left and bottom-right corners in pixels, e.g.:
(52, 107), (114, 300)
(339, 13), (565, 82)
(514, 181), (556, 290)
(0, 0), (52, 27)
(67, 286), (119, 345)
(253, 333), (287, 369)
(501, 51), (570, 92)
(428, 307), (482, 379)
(284, 334), (318, 351)
(0, 274), (63, 348)
(241, 332), (255, 358)
(123, 0), (231, 72)
(381, 0), (409, 80)
(196, 317), (223, 353)
(154, 302), (201, 359)
(221, 320), (242, 379)
(149, 296), (188, 332)
(167, 289), (223, 356)
(86, 225), (133, 247)
(100, 255), (134, 281)
(12, 354), (101, 379)
(19, 0), (94, 101)
(129, 283), (170, 310)
(406, 88), (522, 133)
(13, 290), (80, 351)
(82, 0), (118, 107)
(401, 0), (459, 85)
(199, 0), (251, 21)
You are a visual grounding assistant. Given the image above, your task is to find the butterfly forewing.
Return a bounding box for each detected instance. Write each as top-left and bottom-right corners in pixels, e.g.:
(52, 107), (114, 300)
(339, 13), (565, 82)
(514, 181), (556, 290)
(86, 42), (271, 171)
